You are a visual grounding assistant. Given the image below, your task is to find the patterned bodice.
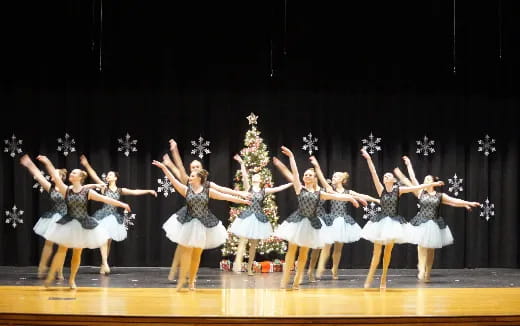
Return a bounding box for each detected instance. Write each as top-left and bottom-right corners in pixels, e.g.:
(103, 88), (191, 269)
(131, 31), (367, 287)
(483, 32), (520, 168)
(186, 184), (211, 219)
(65, 187), (91, 219)
(49, 186), (67, 215)
(297, 188), (320, 218)
(98, 187), (121, 216)
(330, 189), (353, 217)
(248, 189), (265, 215)
(316, 198), (327, 218)
(416, 191), (442, 219)
(380, 186), (400, 217)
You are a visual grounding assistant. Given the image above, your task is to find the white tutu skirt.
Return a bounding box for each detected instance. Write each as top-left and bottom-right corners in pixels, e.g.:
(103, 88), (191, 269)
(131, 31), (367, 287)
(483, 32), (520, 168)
(273, 218), (325, 249)
(407, 220), (454, 248)
(229, 213), (273, 240)
(330, 217), (362, 244)
(360, 216), (409, 244)
(97, 214), (128, 242)
(319, 217), (336, 245)
(162, 214), (227, 249)
(43, 219), (111, 249)
(33, 213), (63, 238)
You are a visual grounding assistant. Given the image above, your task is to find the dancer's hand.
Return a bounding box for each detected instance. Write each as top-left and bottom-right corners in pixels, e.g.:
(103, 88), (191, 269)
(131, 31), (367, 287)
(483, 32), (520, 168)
(36, 155), (50, 164)
(162, 153), (173, 165)
(122, 203), (131, 212)
(350, 198), (360, 208)
(169, 139), (177, 151)
(79, 154), (89, 166)
(272, 157), (282, 167)
(149, 190), (158, 197)
(357, 197), (368, 207)
(309, 156), (318, 166)
(280, 146), (293, 158)
(360, 148), (370, 160)
(433, 181), (445, 187)
(233, 154), (243, 164)
(152, 160), (166, 170)
(238, 190), (252, 199)
(19, 154), (31, 167)
(402, 156), (411, 166)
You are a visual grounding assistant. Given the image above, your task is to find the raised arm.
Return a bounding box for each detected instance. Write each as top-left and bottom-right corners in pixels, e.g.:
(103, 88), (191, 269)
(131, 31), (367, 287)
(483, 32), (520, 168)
(265, 182), (293, 194)
(309, 156), (333, 192)
(393, 167), (420, 197)
(349, 190), (380, 204)
(361, 148), (384, 196)
(36, 155), (67, 196)
(121, 188), (157, 197)
(162, 153), (182, 180)
(272, 157), (294, 182)
(206, 182), (250, 199)
(441, 194), (480, 210)
(399, 181), (445, 195)
(234, 154), (250, 192)
(152, 160), (188, 197)
(88, 190), (131, 212)
(169, 139), (189, 184)
(79, 155), (105, 186)
(320, 192), (361, 208)
(281, 146), (302, 194)
(20, 154), (52, 193)
(209, 189), (251, 205)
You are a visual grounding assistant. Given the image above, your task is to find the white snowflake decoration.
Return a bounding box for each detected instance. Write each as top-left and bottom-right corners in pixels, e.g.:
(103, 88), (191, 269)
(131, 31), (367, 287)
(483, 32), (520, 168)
(57, 133), (76, 157)
(477, 134), (496, 156)
(33, 170), (51, 193)
(448, 173), (463, 197)
(4, 134), (23, 158)
(157, 176), (175, 197)
(5, 205), (24, 228)
(361, 132), (382, 155)
(480, 197), (495, 221)
(191, 136), (211, 159)
(302, 132), (318, 155)
(416, 135), (435, 156)
(123, 210), (136, 230)
(117, 133), (138, 157)
(362, 202), (381, 220)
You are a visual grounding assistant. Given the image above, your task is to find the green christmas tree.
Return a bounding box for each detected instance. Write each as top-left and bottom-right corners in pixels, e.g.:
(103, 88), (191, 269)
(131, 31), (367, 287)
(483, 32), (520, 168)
(221, 113), (287, 260)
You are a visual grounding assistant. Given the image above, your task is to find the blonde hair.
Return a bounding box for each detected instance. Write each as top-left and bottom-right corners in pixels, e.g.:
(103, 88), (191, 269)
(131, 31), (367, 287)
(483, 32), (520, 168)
(196, 169), (209, 184)
(339, 171), (350, 185)
(79, 170), (88, 184)
(57, 169), (68, 181)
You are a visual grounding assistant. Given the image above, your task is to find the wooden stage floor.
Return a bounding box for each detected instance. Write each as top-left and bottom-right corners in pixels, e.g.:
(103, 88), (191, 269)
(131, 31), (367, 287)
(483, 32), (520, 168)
(1, 267), (520, 325)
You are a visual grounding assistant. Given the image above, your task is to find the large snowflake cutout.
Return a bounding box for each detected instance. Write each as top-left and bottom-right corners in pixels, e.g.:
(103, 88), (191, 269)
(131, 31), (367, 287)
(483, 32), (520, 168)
(33, 170), (51, 193)
(57, 133), (76, 157)
(361, 132), (382, 155)
(363, 202), (381, 220)
(302, 132), (318, 155)
(4, 134), (23, 158)
(123, 210), (136, 230)
(118, 133), (138, 157)
(5, 205), (24, 228)
(448, 173), (463, 197)
(480, 197), (495, 221)
(477, 134), (496, 156)
(416, 135), (435, 156)
(157, 176), (175, 197)
(191, 136), (211, 159)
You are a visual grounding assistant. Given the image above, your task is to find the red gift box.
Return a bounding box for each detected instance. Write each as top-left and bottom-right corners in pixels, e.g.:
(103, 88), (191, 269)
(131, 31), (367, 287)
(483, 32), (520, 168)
(220, 259), (232, 272)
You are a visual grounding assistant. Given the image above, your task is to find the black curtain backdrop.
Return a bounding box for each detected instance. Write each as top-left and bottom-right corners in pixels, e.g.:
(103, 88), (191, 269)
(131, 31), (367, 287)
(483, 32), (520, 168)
(0, 1), (518, 269)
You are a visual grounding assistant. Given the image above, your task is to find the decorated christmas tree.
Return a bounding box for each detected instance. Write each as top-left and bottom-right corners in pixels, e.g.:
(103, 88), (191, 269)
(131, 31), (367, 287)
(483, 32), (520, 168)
(221, 113), (287, 260)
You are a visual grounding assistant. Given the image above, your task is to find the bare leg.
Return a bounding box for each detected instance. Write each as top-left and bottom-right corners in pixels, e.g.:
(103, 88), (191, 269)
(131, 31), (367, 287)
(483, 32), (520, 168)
(280, 243), (298, 289)
(188, 248), (203, 290)
(307, 248), (320, 282)
(176, 246), (191, 292)
(168, 246), (181, 281)
(380, 242), (394, 289)
(417, 245), (427, 281)
(233, 237), (248, 272)
(44, 245), (68, 287)
(38, 240), (54, 278)
(364, 243), (382, 288)
(316, 244), (331, 279)
(331, 242), (344, 280)
(99, 242), (110, 275)
(69, 248), (83, 289)
(425, 248), (435, 282)
(247, 239), (259, 276)
(293, 247), (310, 289)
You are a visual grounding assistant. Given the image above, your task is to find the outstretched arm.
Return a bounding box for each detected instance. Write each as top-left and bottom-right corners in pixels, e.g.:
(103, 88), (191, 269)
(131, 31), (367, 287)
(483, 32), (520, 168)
(393, 167), (419, 197)
(152, 160), (188, 197)
(265, 182), (293, 194)
(281, 146), (302, 194)
(309, 156), (333, 192)
(121, 188), (157, 197)
(361, 148), (384, 196)
(272, 157), (294, 182)
(402, 156), (420, 186)
(441, 194), (480, 210)
(234, 154), (250, 192)
(320, 192), (362, 208)
(399, 181), (445, 195)
(208, 182), (251, 199)
(88, 190), (131, 212)
(209, 189), (251, 205)
(349, 190), (380, 204)
(36, 155), (67, 196)
(79, 155), (105, 186)
(169, 139), (189, 184)
(20, 154), (52, 193)
(162, 153), (182, 180)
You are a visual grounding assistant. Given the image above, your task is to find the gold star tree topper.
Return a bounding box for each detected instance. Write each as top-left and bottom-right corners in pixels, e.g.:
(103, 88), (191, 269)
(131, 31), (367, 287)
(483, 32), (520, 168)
(246, 112), (258, 125)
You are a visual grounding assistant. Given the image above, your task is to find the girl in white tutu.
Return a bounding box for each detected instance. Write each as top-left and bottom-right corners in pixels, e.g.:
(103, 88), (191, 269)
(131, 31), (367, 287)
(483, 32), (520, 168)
(272, 146), (362, 290)
(230, 154), (292, 275)
(36, 155), (131, 289)
(398, 156), (480, 282)
(152, 160), (251, 291)
(360, 148), (444, 289)
(308, 156), (380, 280)
(79, 155), (157, 274)
(161, 139), (251, 281)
